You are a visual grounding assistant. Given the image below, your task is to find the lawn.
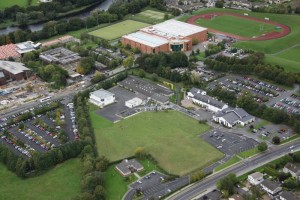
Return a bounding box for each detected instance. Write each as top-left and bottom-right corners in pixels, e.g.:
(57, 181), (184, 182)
(238, 147), (260, 159)
(126, 9), (171, 24)
(214, 155), (241, 172)
(91, 110), (223, 176)
(0, 159), (81, 200)
(0, 0), (38, 9)
(179, 8), (300, 72)
(195, 15), (277, 38)
(88, 20), (150, 40)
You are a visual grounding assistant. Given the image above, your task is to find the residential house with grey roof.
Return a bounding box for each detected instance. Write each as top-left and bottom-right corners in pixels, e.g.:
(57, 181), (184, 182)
(187, 87), (228, 113)
(283, 163), (300, 180)
(115, 159), (144, 177)
(248, 172), (264, 185)
(280, 191), (299, 200)
(213, 107), (255, 128)
(260, 180), (282, 197)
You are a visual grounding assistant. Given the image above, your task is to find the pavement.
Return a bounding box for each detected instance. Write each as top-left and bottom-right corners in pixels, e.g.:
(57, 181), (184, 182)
(167, 140), (300, 200)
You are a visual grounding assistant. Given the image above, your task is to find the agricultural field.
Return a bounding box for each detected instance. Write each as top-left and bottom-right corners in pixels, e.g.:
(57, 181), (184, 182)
(180, 8), (300, 72)
(195, 15), (278, 38)
(90, 109), (223, 176)
(0, 0), (38, 9)
(126, 9), (171, 24)
(0, 159), (81, 200)
(88, 20), (150, 40)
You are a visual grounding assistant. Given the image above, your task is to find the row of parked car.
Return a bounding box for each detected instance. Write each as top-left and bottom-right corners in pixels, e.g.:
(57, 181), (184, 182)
(19, 128), (54, 151)
(243, 77), (285, 92)
(68, 103), (79, 140)
(1, 134), (32, 157)
(273, 102), (300, 115)
(280, 97), (300, 108)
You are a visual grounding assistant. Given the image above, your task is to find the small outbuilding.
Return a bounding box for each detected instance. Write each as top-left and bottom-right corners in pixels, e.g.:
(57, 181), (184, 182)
(125, 97), (143, 108)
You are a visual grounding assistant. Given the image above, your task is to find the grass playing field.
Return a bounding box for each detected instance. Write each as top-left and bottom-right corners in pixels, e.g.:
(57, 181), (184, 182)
(126, 9), (170, 24)
(0, 0), (38, 9)
(88, 20), (150, 40)
(0, 159), (81, 200)
(90, 109), (223, 176)
(180, 8), (300, 72)
(195, 15), (277, 38)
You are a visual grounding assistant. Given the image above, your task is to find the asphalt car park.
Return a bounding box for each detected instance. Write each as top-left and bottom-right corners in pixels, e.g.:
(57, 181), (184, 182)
(272, 94), (300, 115)
(0, 100), (77, 157)
(96, 86), (147, 122)
(128, 171), (189, 200)
(202, 130), (259, 156)
(208, 75), (285, 103)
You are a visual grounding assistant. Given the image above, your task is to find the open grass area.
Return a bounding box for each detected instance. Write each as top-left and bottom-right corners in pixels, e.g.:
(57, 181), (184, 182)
(88, 20), (150, 40)
(238, 147), (260, 159)
(126, 9), (171, 24)
(179, 8), (300, 72)
(214, 156), (241, 172)
(195, 15), (277, 38)
(0, 0), (38, 9)
(0, 159), (81, 200)
(91, 109), (223, 176)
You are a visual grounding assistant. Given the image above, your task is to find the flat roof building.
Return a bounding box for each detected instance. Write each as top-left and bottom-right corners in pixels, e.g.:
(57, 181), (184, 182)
(115, 159), (144, 177)
(39, 47), (81, 65)
(118, 76), (174, 104)
(122, 19), (208, 54)
(89, 89), (115, 108)
(0, 61), (30, 81)
(16, 41), (41, 54)
(0, 44), (20, 60)
(125, 97), (143, 108)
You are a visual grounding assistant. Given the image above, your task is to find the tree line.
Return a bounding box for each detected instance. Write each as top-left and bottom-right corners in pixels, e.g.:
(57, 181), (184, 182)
(204, 53), (300, 87)
(0, 0), (165, 46)
(0, 0), (103, 25)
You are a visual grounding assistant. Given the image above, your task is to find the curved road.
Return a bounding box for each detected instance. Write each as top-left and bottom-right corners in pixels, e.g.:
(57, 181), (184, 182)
(169, 140), (300, 200)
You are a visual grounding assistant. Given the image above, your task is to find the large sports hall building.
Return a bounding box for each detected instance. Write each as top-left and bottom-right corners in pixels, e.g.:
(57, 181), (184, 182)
(121, 19), (207, 54)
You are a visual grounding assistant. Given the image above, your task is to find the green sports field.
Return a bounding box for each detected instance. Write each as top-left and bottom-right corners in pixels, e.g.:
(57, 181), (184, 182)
(0, 159), (81, 200)
(88, 20), (150, 40)
(90, 109), (223, 176)
(127, 9), (170, 24)
(195, 15), (277, 38)
(0, 0), (38, 9)
(180, 8), (300, 72)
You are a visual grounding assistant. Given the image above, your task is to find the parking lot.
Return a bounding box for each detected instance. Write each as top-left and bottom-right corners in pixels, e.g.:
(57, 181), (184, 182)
(96, 86), (147, 122)
(202, 130), (259, 156)
(0, 100), (77, 157)
(272, 93), (300, 115)
(128, 171), (189, 200)
(208, 75), (286, 103)
(250, 120), (293, 143)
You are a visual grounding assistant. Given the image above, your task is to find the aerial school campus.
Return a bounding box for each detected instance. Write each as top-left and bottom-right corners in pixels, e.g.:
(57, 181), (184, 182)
(1, 0), (300, 200)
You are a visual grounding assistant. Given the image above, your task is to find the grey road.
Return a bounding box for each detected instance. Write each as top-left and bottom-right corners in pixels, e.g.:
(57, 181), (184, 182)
(168, 141), (300, 200)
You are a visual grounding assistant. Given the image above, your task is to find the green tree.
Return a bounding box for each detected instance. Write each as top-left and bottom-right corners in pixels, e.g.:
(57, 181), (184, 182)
(217, 173), (238, 196)
(122, 56), (134, 68)
(272, 136), (281, 145)
(257, 142), (268, 152)
(138, 69), (146, 78)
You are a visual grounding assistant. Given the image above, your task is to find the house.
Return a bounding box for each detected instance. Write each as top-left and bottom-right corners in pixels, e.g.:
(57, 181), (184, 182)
(248, 172), (264, 185)
(15, 41), (41, 54)
(125, 97), (143, 108)
(213, 107), (255, 128)
(115, 159), (144, 177)
(89, 89), (115, 108)
(283, 163), (300, 179)
(280, 191), (299, 200)
(0, 61), (30, 81)
(0, 44), (20, 60)
(187, 87), (228, 112)
(232, 0), (252, 8)
(260, 180), (282, 197)
(207, 0), (217, 7)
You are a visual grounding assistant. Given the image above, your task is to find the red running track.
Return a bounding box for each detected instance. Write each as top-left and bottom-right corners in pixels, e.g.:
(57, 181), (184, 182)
(186, 12), (291, 41)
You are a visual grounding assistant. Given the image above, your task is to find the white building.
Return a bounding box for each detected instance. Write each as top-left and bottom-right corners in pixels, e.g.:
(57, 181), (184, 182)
(89, 89), (115, 108)
(213, 107), (255, 128)
(16, 41), (41, 54)
(248, 172), (264, 186)
(125, 97), (143, 108)
(260, 180), (282, 197)
(187, 87), (228, 113)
